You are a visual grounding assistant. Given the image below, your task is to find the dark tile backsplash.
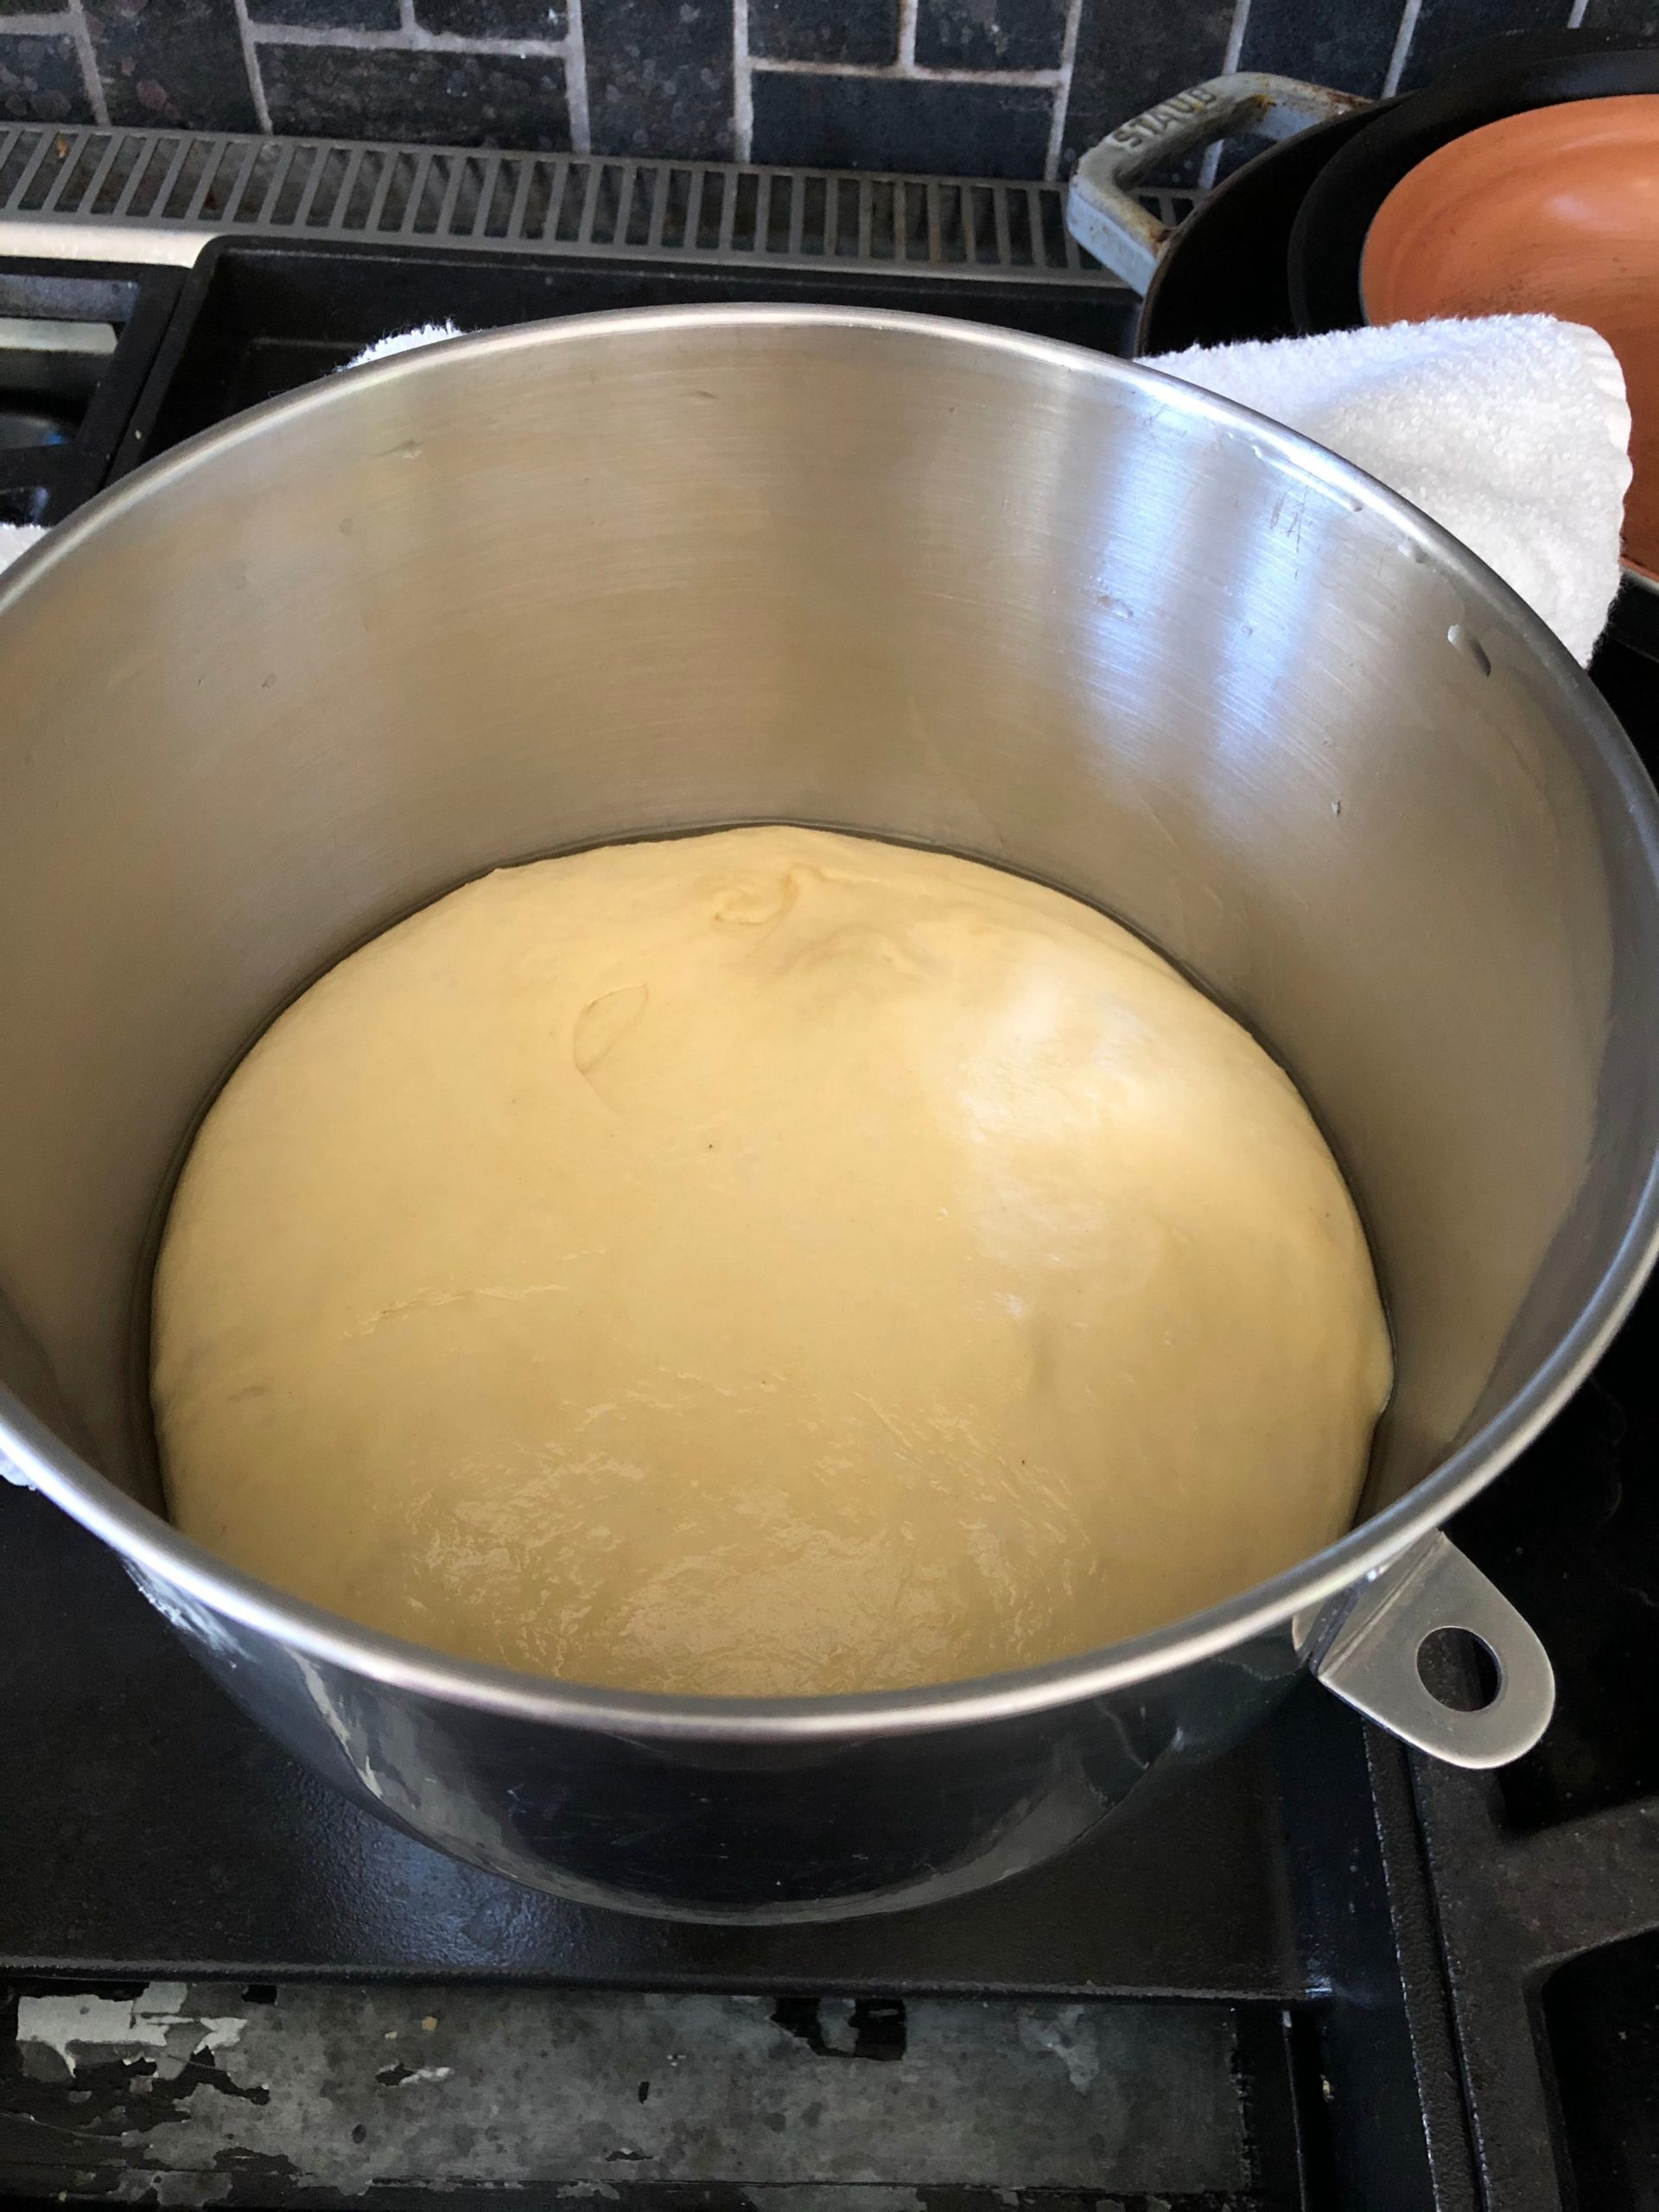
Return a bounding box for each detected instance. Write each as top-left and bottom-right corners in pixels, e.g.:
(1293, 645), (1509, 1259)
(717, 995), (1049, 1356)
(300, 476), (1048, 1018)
(0, 30), (89, 125)
(1060, 0), (1234, 172)
(0, 0), (1631, 181)
(1236, 0), (1403, 106)
(416, 0), (566, 32)
(261, 41), (569, 147)
(249, 1), (400, 28)
(85, 0), (258, 130)
(752, 67), (1053, 174)
(749, 0), (901, 67)
(1584, 0), (1659, 30)
(915, 0), (1071, 72)
(584, 0), (733, 159)
(1395, 0), (1565, 87)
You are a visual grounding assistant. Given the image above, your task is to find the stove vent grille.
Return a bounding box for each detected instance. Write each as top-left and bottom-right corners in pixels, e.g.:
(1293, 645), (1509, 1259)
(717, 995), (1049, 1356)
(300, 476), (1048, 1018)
(0, 125), (1185, 283)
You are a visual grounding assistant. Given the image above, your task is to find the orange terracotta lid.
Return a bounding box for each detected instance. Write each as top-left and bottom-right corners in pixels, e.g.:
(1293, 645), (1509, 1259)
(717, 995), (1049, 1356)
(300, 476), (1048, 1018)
(1362, 93), (1659, 575)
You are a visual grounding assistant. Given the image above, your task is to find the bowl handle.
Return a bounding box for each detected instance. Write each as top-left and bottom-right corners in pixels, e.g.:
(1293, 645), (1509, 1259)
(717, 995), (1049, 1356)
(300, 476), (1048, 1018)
(1300, 1529), (1555, 1768)
(1065, 73), (1369, 294)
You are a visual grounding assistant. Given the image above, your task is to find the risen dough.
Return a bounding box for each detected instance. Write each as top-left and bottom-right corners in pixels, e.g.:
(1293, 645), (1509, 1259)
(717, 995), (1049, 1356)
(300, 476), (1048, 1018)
(155, 826), (1391, 1696)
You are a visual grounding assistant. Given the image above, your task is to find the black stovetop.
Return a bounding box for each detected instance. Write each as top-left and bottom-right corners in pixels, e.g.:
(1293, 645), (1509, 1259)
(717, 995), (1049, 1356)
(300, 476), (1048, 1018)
(3, 234), (1659, 2212)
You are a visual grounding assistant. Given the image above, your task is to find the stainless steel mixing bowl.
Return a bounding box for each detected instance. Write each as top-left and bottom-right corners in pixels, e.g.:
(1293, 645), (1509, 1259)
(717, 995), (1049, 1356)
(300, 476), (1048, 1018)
(2, 306), (1656, 1922)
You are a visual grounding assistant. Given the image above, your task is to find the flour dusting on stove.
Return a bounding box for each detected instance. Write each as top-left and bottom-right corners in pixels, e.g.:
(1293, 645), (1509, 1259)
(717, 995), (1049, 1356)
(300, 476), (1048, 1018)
(1015, 2003), (1101, 2093)
(16, 1984), (247, 2077)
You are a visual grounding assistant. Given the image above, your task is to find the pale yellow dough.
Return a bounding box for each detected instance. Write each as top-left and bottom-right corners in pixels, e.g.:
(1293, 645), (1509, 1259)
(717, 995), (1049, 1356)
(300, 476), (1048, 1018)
(155, 826), (1391, 1696)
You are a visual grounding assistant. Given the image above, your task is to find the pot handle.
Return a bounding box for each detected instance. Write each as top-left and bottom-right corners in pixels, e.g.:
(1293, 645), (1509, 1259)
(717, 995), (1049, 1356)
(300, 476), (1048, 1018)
(1065, 73), (1369, 295)
(1305, 1530), (1554, 1769)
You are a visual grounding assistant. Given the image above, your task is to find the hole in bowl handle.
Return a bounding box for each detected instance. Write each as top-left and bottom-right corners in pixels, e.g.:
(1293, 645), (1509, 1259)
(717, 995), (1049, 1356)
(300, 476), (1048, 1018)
(1306, 1530), (1555, 1769)
(1065, 73), (1369, 294)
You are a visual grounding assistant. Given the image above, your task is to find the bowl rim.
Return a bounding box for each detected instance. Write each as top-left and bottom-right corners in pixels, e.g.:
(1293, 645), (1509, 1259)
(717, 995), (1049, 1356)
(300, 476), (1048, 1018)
(5, 300), (1659, 1741)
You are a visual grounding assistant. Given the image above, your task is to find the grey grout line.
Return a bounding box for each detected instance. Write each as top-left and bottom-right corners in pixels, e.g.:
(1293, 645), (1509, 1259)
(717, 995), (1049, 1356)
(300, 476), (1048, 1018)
(64, 0), (108, 130)
(1219, 0), (1254, 77)
(749, 56), (1066, 86)
(1198, 0), (1254, 188)
(563, 0), (589, 154)
(231, 0), (275, 134)
(1380, 0), (1422, 97)
(0, 10), (80, 31)
(1565, 0), (1589, 24)
(400, 0), (418, 29)
(896, 0), (918, 69)
(1043, 0), (1086, 181)
(247, 23), (571, 60)
(732, 0), (754, 164)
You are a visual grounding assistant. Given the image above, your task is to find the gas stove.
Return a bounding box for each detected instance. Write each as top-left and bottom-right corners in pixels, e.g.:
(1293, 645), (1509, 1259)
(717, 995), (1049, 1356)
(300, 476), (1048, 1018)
(2, 154), (1658, 2212)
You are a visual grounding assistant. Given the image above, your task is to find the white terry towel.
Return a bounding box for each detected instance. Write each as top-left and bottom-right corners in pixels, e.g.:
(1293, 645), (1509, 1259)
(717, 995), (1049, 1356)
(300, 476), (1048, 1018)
(0, 520), (45, 570)
(345, 320), (460, 366)
(1146, 314), (1631, 666)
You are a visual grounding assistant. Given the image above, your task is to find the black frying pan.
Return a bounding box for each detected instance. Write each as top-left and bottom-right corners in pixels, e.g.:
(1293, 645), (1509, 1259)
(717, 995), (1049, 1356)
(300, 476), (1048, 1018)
(1135, 104), (1392, 354)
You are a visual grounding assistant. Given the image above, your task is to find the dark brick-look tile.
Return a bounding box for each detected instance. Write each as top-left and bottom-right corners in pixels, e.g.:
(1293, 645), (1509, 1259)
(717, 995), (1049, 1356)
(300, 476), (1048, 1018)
(914, 0), (1070, 72)
(585, 0), (734, 160)
(1581, 0), (1659, 29)
(261, 42), (570, 148)
(1061, 0), (1234, 175)
(416, 0), (568, 35)
(86, 0), (260, 131)
(752, 69), (1053, 175)
(749, 0), (899, 66)
(1395, 0), (1565, 92)
(0, 30), (92, 124)
(1238, 0), (1402, 97)
(251, 0), (400, 28)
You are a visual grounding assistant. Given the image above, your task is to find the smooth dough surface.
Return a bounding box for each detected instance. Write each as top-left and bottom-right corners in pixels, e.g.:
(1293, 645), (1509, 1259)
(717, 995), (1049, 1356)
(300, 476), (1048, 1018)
(155, 825), (1392, 1696)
